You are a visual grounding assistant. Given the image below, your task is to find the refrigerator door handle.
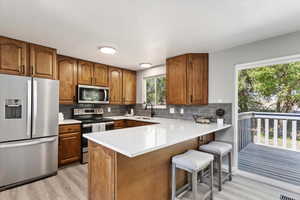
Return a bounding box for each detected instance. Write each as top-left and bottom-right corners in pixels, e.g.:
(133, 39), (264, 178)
(32, 80), (38, 136)
(27, 80), (32, 137)
(0, 137), (57, 149)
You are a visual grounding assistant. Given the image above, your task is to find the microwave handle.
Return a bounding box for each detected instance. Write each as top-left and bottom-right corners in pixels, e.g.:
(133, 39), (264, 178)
(105, 89), (108, 101)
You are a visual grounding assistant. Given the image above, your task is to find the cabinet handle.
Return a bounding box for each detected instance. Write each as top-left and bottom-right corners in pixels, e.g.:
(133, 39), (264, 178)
(30, 66), (34, 75)
(91, 77), (93, 83)
(190, 95), (193, 103)
(22, 65), (25, 74)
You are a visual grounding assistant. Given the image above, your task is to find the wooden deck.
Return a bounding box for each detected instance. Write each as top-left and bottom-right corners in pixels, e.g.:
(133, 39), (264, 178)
(239, 143), (300, 186)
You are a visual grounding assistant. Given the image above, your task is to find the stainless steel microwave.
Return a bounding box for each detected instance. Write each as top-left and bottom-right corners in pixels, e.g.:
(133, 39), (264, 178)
(78, 85), (109, 104)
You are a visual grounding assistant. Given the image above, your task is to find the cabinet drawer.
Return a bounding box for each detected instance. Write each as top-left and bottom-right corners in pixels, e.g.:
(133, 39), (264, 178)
(59, 124), (81, 134)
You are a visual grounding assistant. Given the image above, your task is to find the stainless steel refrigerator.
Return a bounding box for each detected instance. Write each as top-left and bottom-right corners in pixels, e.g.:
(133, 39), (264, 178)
(0, 74), (59, 190)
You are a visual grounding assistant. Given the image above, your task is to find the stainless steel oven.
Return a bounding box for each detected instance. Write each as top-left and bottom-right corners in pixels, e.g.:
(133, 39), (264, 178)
(81, 122), (114, 164)
(78, 85), (109, 104)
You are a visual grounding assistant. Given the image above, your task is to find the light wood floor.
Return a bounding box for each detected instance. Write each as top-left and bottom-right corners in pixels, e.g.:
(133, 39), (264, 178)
(1, 164), (300, 200)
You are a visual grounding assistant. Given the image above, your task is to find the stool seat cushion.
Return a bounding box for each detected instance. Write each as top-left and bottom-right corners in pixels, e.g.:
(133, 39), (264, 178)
(172, 150), (214, 171)
(199, 141), (232, 155)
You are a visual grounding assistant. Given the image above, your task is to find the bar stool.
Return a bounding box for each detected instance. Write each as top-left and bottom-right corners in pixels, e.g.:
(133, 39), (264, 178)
(199, 141), (232, 191)
(171, 150), (214, 200)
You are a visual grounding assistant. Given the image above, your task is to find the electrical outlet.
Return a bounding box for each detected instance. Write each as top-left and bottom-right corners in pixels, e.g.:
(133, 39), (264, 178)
(180, 108), (184, 114)
(170, 107), (175, 114)
(107, 107), (111, 113)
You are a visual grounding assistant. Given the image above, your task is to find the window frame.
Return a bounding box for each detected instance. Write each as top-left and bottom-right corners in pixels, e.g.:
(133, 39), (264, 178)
(143, 74), (167, 109)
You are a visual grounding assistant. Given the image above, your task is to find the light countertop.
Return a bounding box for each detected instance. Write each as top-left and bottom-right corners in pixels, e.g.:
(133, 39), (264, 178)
(84, 116), (231, 158)
(59, 119), (82, 125)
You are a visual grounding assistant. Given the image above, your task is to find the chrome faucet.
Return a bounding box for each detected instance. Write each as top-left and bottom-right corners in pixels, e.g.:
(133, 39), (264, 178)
(144, 102), (155, 117)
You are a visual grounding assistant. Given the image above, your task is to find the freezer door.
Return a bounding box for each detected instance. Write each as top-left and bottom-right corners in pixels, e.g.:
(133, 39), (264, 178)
(0, 74), (32, 142)
(0, 136), (58, 188)
(32, 78), (59, 138)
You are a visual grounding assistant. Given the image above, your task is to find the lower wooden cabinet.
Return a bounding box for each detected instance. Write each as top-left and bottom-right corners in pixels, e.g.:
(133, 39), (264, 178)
(113, 120), (127, 129)
(113, 120), (155, 129)
(59, 124), (81, 166)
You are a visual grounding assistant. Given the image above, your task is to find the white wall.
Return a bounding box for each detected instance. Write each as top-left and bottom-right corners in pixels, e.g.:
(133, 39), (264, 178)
(136, 65), (166, 104)
(209, 31), (300, 104)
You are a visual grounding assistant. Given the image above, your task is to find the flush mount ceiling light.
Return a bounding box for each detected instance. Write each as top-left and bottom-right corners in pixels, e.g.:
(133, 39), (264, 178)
(99, 46), (117, 55)
(140, 63), (152, 68)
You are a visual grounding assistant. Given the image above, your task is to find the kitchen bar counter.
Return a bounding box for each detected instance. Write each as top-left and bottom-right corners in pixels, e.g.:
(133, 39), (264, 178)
(84, 116), (231, 157)
(85, 116), (231, 200)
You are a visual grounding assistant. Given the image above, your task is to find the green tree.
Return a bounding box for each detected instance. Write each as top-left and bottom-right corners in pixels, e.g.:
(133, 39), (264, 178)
(239, 62), (300, 113)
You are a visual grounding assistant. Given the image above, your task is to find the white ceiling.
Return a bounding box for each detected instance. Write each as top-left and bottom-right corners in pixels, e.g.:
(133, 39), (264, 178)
(1, 0), (300, 70)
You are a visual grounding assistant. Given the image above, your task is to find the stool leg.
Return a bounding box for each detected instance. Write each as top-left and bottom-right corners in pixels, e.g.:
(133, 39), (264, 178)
(218, 155), (222, 191)
(192, 171), (198, 200)
(188, 173), (192, 190)
(210, 161), (214, 200)
(199, 170), (203, 183)
(228, 151), (232, 182)
(171, 164), (176, 200)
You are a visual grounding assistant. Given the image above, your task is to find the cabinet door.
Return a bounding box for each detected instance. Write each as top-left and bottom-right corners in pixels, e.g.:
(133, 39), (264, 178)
(187, 54), (208, 105)
(30, 44), (57, 79)
(166, 55), (187, 104)
(57, 56), (77, 104)
(109, 67), (123, 104)
(59, 132), (81, 166)
(78, 60), (93, 85)
(122, 70), (136, 104)
(93, 63), (108, 86)
(0, 37), (27, 76)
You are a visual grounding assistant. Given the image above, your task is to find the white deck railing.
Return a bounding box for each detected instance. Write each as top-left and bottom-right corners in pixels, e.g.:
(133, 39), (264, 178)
(239, 112), (300, 151)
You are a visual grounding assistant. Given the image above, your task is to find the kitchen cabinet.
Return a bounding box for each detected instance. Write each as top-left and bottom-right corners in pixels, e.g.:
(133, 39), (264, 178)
(113, 120), (127, 129)
(109, 66), (123, 104)
(78, 60), (93, 85)
(93, 63), (108, 86)
(78, 61), (109, 86)
(57, 55), (77, 104)
(166, 53), (208, 105)
(30, 44), (57, 79)
(0, 36), (27, 76)
(122, 69), (136, 104)
(126, 120), (155, 127)
(113, 119), (155, 129)
(59, 124), (81, 166)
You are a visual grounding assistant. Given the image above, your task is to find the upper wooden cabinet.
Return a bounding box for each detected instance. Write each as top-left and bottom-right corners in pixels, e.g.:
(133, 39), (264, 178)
(0, 36), (27, 76)
(30, 44), (57, 79)
(167, 53), (208, 105)
(78, 60), (93, 85)
(109, 67), (123, 104)
(78, 61), (109, 87)
(166, 55), (187, 105)
(122, 69), (136, 105)
(187, 53), (208, 105)
(57, 55), (77, 104)
(94, 63), (108, 86)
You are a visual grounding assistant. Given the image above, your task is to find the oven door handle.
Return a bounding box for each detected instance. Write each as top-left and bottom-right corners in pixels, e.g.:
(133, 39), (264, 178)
(82, 122), (114, 128)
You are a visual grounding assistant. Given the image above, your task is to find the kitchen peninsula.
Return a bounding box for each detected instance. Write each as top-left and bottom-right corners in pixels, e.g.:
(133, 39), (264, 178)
(84, 117), (231, 200)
